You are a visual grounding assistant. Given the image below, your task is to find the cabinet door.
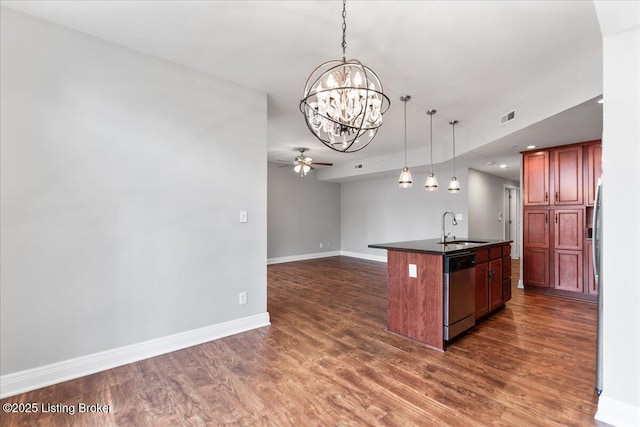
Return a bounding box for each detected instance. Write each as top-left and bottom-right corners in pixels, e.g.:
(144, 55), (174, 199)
(524, 209), (549, 248)
(586, 144), (602, 206)
(489, 258), (503, 311)
(474, 262), (489, 320)
(553, 146), (583, 205)
(523, 151), (549, 206)
(502, 279), (512, 303)
(585, 240), (597, 295)
(554, 250), (584, 292)
(554, 209), (583, 250)
(523, 247), (549, 287)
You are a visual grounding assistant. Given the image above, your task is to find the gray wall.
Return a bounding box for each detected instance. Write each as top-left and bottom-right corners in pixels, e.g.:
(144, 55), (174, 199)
(341, 170), (469, 258)
(595, 2), (640, 422)
(267, 164), (340, 261)
(0, 8), (267, 375)
(468, 169), (519, 240)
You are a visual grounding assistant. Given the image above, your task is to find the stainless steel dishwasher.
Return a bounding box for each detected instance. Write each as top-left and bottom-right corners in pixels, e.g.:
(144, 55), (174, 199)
(444, 252), (476, 340)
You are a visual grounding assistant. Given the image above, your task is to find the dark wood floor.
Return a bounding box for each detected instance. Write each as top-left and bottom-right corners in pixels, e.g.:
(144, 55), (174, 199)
(1, 257), (603, 426)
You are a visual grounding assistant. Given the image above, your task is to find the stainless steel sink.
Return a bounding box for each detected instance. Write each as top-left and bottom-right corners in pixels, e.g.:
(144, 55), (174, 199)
(438, 240), (489, 245)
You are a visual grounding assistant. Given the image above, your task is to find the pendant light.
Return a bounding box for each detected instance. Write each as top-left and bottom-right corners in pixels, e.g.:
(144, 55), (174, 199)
(299, 0), (390, 153)
(425, 109), (438, 191)
(448, 120), (461, 193)
(398, 96), (413, 188)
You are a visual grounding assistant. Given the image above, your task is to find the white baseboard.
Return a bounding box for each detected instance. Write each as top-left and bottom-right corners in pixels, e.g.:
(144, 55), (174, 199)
(0, 312), (270, 399)
(267, 250), (387, 265)
(267, 251), (341, 264)
(340, 251), (387, 263)
(596, 395), (640, 427)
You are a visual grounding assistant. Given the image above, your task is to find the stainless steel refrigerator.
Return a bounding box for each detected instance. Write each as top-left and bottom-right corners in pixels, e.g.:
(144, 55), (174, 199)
(594, 177), (603, 395)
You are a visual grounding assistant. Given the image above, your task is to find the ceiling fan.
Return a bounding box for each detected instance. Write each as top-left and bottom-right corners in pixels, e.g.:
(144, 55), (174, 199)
(279, 148), (333, 176)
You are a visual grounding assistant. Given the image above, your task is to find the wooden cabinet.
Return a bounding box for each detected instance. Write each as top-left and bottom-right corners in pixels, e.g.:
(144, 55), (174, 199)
(554, 209), (583, 250)
(474, 244), (510, 320)
(474, 261), (489, 319)
(554, 249), (583, 292)
(521, 140), (600, 300)
(523, 151), (549, 206)
(553, 146), (583, 205)
(523, 209), (550, 288)
(586, 144), (602, 206)
(489, 257), (503, 311)
(502, 247), (512, 303)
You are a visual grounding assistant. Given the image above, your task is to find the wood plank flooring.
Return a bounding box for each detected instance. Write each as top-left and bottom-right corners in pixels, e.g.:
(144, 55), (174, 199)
(0, 257), (604, 426)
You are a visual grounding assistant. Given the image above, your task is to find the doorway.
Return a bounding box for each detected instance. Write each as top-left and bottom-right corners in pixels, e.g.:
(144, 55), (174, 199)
(504, 186), (520, 258)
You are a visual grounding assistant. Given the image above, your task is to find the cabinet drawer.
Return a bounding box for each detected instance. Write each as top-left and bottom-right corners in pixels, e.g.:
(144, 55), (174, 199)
(502, 244), (511, 257)
(474, 249), (488, 263)
(490, 246), (503, 260)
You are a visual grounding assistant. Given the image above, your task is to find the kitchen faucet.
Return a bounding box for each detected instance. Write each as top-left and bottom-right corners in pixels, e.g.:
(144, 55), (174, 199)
(441, 211), (458, 243)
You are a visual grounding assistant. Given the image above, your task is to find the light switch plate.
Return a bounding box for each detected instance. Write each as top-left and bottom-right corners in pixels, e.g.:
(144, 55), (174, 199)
(408, 264), (417, 278)
(455, 213), (463, 221)
(239, 211), (248, 223)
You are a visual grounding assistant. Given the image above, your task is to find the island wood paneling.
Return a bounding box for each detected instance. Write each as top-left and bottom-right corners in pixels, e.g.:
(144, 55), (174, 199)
(386, 250), (443, 349)
(0, 257), (602, 427)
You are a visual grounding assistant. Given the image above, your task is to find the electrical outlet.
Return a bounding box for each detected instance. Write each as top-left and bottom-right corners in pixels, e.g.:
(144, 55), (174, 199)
(239, 292), (247, 305)
(320, 243), (323, 248)
(408, 264), (417, 278)
(239, 211), (248, 223)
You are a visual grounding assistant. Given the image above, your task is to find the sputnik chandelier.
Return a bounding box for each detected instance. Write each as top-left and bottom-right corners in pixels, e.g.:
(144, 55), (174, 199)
(299, 0), (390, 153)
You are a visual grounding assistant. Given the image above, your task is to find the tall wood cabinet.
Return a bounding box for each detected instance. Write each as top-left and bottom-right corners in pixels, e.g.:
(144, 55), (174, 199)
(522, 140), (600, 300)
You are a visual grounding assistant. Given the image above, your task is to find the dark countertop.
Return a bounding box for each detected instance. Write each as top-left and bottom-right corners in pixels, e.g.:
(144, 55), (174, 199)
(368, 238), (511, 255)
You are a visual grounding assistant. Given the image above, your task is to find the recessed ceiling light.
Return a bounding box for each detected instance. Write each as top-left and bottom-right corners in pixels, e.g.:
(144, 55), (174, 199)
(486, 161), (495, 166)
(527, 145), (536, 149)
(499, 164), (507, 169)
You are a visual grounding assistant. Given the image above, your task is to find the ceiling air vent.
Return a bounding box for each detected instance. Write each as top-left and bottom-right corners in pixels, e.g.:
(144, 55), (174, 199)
(500, 110), (516, 125)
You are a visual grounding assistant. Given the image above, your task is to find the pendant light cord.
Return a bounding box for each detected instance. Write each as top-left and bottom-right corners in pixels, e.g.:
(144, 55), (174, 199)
(404, 99), (408, 166)
(452, 122), (456, 175)
(429, 113), (434, 173)
(341, 0), (347, 62)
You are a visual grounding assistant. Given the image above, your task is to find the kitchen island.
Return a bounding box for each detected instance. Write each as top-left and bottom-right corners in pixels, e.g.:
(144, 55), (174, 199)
(369, 238), (512, 351)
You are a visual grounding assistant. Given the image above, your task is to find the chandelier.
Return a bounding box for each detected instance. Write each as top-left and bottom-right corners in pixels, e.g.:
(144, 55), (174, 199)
(299, 0), (390, 153)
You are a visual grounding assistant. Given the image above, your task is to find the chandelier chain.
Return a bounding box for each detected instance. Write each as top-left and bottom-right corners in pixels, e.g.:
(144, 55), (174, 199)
(341, 0), (347, 61)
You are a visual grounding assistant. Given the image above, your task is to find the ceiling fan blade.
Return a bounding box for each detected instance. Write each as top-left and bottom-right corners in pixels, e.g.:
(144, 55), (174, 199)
(311, 162), (333, 166)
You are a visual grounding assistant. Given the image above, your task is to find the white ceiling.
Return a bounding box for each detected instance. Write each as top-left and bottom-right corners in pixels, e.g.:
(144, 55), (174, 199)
(3, 0), (604, 182)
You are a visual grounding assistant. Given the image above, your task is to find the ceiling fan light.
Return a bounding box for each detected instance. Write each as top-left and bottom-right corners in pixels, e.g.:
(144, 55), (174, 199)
(399, 167), (413, 188)
(294, 164), (301, 173)
(425, 172), (438, 191)
(303, 164), (311, 174)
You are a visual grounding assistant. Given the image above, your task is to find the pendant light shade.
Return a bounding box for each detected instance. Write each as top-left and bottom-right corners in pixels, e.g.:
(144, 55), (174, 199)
(398, 95), (413, 188)
(448, 120), (460, 193)
(425, 109), (438, 191)
(299, 0), (390, 153)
